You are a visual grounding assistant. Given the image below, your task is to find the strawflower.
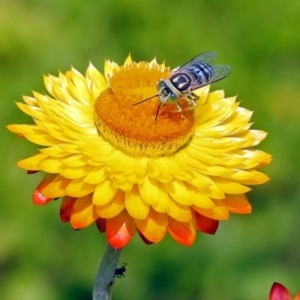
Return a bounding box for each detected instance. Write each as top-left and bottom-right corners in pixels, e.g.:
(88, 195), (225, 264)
(7, 55), (271, 249)
(269, 282), (300, 300)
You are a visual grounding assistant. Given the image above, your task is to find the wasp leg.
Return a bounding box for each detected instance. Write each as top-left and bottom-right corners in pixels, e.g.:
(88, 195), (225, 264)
(175, 102), (185, 119)
(191, 92), (200, 100)
(176, 102), (183, 112)
(187, 93), (199, 107)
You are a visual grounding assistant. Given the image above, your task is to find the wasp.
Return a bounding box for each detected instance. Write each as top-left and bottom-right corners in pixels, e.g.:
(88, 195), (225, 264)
(133, 51), (231, 122)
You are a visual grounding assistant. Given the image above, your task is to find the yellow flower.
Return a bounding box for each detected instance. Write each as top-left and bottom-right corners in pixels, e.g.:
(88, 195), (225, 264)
(7, 55), (271, 249)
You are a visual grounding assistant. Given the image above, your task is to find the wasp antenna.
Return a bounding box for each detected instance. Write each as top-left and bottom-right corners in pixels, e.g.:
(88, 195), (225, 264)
(155, 103), (162, 123)
(132, 95), (158, 106)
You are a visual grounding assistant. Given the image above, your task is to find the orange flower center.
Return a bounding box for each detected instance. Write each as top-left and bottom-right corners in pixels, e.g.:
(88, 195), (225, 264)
(94, 61), (196, 157)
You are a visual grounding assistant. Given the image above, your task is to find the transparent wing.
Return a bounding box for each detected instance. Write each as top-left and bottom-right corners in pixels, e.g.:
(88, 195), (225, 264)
(190, 64), (231, 91)
(174, 51), (217, 72)
(210, 65), (231, 84)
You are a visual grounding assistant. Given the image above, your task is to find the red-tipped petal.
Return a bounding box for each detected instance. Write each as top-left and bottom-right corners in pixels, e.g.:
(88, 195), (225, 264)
(269, 282), (293, 300)
(195, 212), (219, 235)
(95, 217), (106, 233)
(137, 230), (154, 245)
(106, 210), (136, 249)
(32, 174), (53, 205)
(27, 170), (39, 175)
(33, 189), (52, 205)
(32, 174), (56, 205)
(167, 217), (195, 246)
(60, 196), (76, 222)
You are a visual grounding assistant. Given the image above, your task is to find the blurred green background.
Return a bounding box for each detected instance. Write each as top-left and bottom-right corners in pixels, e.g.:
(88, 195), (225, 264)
(1, 0), (300, 299)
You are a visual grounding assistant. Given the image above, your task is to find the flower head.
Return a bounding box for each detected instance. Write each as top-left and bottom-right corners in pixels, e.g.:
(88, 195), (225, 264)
(7, 55), (271, 249)
(269, 282), (300, 300)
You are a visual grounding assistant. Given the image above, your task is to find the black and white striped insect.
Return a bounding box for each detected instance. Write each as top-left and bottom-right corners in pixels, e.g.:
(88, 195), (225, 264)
(133, 51), (231, 122)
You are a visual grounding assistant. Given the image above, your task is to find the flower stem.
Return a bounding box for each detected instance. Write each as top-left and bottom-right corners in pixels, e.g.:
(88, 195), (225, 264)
(93, 244), (123, 300)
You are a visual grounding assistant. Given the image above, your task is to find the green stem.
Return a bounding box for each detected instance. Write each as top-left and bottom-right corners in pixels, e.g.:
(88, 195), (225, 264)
(93, 244), (123, 300)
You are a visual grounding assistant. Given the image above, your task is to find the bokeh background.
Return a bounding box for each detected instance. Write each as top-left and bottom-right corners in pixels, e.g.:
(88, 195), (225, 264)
(1, 1), (300, 299)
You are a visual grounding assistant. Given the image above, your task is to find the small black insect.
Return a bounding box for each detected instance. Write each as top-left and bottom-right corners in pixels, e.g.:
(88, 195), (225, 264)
(114, 262), (127, 278)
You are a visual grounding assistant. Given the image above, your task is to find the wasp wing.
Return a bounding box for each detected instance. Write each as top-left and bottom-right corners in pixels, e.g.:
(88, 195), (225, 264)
(172, 51), (217, 73)
(190, 64), (231, 91)
(209, 65), (231, 84)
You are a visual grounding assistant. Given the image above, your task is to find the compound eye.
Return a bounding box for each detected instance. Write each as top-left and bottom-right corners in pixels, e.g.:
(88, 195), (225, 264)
(169, 93), (178, 101)
(156, 80), (165, 89)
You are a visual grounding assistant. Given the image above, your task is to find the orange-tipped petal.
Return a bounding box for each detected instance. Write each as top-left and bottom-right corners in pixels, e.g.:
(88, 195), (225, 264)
(193, 203), (229, 220)
(135, 208), (168, 243)
(60, 196), (76, 222)
(269, 282), (293, 300)
(222, 194), (252, 214)
(70, 194), (98, 229)
(106, 210), (136, 249)
(194, 212), (219, 234)
(167, 217), (195, 246)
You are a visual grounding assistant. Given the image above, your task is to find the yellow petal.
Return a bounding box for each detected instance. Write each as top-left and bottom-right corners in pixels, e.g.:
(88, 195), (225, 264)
(16, 102), (46, 120)
(8, 124), (60, 146)
(164, 180), (192, 205)
(41, 174), (69, 198)
(66, 179), (96, 197)
(93, 180), (117, 205)
(60, 165), (92, 180)
(96, 190), (125, 218)
(17, 154), (47, 170)
(83, 167), (108, 184)
(86, 63), (108, 97)
(39, 145), (71, 158)
(168, 197), (192, 222)
(112, 178), (133, 192)
(193, 204), (229, 220)
(104, 59), (120, 80)
(38, 157), (64, 173)
(125, 185), (149, 219)
(151, 182), (170, 213)
(212, 177), (251, 194)
(138, 176), (159, 206)
(124, 54), (132, 65)
(185, 183), (215, 209)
